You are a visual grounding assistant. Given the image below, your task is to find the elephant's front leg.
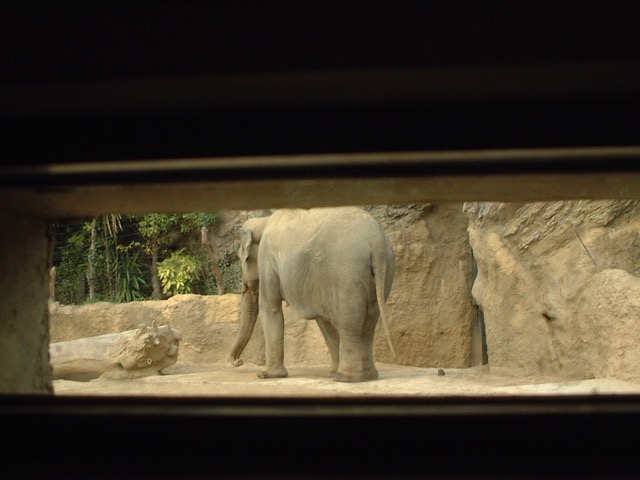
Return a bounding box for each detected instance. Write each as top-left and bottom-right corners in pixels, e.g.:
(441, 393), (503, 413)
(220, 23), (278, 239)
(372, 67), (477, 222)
(258, 293), (289, 379)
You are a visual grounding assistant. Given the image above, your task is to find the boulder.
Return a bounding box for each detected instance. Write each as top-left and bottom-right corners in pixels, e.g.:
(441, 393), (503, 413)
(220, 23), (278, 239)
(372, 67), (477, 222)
(50, 323), (182, 381)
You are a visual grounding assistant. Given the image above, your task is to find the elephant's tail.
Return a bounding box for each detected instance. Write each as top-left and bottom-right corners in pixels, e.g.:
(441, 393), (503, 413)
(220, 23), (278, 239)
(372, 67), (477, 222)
(373, 248), (396, 359)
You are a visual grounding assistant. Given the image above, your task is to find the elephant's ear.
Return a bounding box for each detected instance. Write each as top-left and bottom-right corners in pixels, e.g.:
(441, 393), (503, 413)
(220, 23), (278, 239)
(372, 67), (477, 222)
(239, 229), (254, 264)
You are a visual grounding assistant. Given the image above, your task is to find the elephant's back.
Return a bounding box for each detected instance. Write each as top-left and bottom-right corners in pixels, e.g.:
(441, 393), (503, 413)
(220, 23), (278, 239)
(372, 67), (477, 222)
(265, 207), (387, 316)
(265, 207), (373, 242)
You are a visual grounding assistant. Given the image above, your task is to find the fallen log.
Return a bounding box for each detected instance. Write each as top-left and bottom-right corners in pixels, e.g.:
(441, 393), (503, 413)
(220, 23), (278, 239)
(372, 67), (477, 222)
(50, 322), (182, 381)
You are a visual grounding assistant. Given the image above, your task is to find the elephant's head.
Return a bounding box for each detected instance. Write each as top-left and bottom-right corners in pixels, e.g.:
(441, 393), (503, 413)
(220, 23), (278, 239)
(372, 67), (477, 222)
(239, 216), (267, 291)
(229, 216), (269, 366)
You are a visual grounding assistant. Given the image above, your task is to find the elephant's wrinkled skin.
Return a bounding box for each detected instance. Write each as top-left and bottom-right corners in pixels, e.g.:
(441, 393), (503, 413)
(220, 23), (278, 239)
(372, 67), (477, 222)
(229, 207), (395, 382)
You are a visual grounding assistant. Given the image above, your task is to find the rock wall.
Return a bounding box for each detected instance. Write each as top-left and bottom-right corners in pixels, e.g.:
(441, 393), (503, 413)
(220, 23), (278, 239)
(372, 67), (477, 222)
(51, 204), (476, 369)
(466, 200), (640, 381)
(368, 204), (475, 367)
(50, 294), (327, 366)
(0, 213), (53, 393)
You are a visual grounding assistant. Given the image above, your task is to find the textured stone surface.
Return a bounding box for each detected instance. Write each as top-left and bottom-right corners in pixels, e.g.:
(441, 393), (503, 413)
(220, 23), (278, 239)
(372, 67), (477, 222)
(50, 323), (182, 381)
(368, 204), (475, 368)
(0, 213), (52, 394)
(50, 294), (326, 367)
(466, 200), (640, 381)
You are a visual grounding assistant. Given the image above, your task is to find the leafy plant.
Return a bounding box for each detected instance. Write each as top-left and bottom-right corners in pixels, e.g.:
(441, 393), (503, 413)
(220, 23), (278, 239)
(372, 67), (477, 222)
(219, 250), (243, 293)
(135, 213), (219, 299)
(53, 212), (221, 303)
(54, 226), (88, 304)
(157, 249), (200, 296)
(115, 251), (147, 302)
(189, 249), (220, 295)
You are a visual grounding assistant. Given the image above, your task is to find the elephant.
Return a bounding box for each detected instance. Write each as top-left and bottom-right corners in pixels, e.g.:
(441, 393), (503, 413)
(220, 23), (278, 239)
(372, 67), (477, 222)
(229, 206), (395, 382)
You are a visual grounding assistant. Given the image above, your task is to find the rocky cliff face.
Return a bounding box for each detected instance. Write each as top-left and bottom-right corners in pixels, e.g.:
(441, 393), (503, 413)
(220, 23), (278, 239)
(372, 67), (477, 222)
(466, 200), (640, 381)
(49, 294), (327, 366)
(368, 204), (475, 368)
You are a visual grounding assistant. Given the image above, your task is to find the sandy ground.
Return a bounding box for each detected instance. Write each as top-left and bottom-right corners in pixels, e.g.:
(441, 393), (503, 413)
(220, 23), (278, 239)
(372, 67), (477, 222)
(52, 362), (640, 397)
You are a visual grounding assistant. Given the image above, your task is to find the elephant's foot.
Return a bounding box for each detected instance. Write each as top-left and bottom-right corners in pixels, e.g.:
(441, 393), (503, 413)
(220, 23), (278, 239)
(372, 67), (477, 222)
(364, 367), (379, 381)
(258, 366), (289, 379)
(229, 357), (244, 367)
(334, 368), (378, 383)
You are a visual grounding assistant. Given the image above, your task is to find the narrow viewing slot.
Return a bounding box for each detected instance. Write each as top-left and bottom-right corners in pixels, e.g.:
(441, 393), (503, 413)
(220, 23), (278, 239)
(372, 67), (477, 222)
(47, 199), (640, 397)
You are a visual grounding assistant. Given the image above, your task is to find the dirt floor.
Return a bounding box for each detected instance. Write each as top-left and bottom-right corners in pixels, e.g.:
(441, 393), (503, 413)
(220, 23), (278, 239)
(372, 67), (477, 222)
(53, 361), (640, 397)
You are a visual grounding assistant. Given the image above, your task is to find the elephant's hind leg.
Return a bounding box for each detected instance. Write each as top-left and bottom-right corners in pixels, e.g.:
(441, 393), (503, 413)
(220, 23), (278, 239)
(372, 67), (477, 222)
(334, 325), (369, 383)
(333, 309), (379, 382)
(315, 317), (339, 376)
(360, 306), (380, 381)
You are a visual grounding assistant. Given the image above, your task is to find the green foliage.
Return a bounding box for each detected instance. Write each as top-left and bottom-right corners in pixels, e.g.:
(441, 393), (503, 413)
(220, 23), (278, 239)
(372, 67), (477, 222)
(115, 251), (148, 302)
(220, 250), (243, 293)
(189, 250), (219, 295)
(179, 212), (219, 232)
(101, 214), (123, 239)
(137, 214), (178, 241)
(54, 226), (88, 304)
(157, 249), (200, 296)
(187, 248), (241, 295)
(53, 212), (223, 303)
(137, 213), (219, 243)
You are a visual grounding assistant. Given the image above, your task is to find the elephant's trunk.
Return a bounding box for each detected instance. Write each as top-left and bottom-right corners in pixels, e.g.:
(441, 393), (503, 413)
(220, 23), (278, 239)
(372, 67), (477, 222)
(229, 286), (259, 367)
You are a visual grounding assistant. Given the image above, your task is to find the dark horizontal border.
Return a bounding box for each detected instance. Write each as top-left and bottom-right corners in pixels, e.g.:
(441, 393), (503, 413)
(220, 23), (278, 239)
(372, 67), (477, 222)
(3, 394), (640, 477)
(3, 2), (640, 83)
(2, 99), (639, 167)
(2, 147), (640, 189)
(5, 392), (640, 417)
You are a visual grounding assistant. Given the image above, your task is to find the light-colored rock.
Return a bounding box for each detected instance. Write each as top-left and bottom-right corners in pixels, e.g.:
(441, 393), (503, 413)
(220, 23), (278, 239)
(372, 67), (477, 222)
(50, 294), (327, 367)
(466, 200), (640, 381)
(578, 269), (640, 382)
(369, 204), (475, 368)
(50, 323), (182, 381)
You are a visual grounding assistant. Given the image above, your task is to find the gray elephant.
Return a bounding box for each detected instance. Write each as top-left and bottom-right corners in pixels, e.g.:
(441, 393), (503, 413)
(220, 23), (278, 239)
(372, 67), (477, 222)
(229, 207), (395, 382)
